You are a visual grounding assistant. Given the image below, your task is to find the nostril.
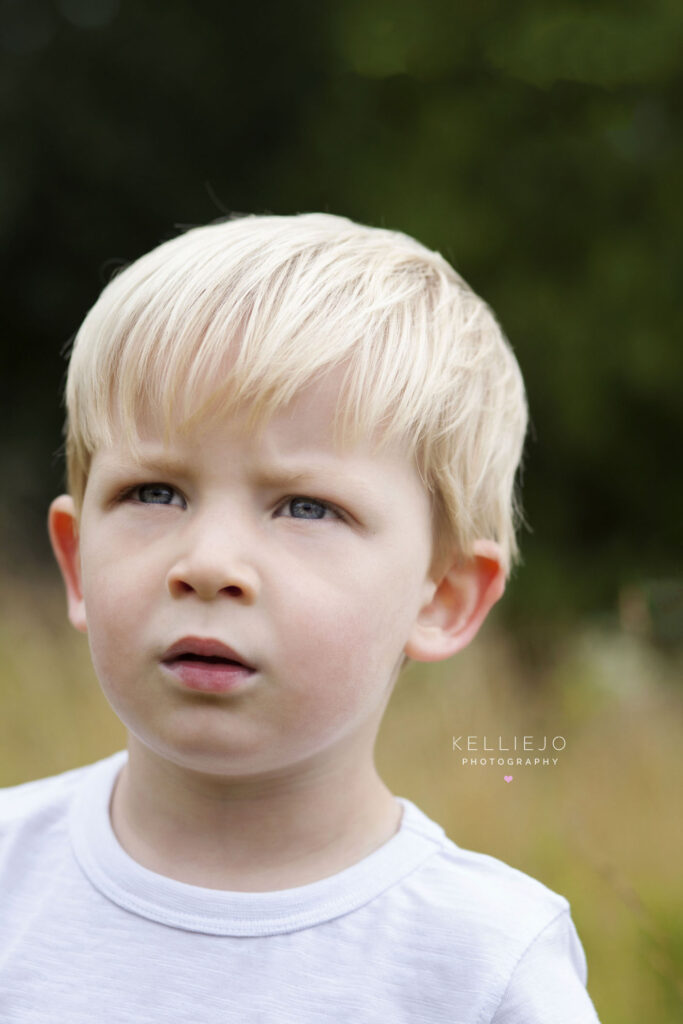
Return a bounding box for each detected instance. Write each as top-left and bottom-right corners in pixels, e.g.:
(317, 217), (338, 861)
(166, 561), (259, 601)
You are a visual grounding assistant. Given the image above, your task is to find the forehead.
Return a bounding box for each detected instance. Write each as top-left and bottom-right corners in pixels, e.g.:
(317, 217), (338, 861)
(97, 369), (422, 485)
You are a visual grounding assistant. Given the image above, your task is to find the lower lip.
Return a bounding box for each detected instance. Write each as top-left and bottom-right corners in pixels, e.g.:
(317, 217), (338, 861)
(161, 659), (255, 694)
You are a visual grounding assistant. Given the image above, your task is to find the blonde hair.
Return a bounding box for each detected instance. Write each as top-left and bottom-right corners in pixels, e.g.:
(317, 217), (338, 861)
(62, 212), (528, 572)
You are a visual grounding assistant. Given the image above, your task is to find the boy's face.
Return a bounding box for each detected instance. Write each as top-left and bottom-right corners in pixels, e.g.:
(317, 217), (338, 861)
(50, 372), (443, 780)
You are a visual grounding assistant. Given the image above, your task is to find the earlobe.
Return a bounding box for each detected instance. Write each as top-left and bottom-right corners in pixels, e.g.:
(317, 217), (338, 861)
(404, 540), (506, 663)
(48, 495), (88, 634)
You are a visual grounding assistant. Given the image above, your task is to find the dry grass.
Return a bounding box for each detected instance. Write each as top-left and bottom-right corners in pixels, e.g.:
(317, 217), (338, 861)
(1, 572), (682, 1022)
(379, 624), (683, 1022)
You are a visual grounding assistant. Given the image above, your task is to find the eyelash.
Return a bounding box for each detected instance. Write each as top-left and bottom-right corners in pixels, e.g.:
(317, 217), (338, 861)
(118, 484), (344, 521)
(120, 483), (183, 507)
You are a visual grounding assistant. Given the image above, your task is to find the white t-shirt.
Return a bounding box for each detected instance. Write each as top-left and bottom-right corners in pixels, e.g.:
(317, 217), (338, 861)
(0, 750), (600, 1023)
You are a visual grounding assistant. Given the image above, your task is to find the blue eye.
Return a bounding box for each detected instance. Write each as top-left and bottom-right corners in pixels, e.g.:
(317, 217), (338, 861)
(133, 483), (181, 505)
(284, 497), (333, 520)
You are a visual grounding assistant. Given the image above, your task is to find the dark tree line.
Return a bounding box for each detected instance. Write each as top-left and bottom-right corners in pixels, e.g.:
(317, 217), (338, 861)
(1, 0), (681, 635)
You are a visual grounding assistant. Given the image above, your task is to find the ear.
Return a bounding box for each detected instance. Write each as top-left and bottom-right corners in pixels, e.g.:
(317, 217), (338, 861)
(48, 494), (88, 634)
(404, 540), (506, 662)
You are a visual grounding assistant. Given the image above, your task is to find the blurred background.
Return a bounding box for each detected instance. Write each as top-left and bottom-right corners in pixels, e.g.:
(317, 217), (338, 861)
(0, 1), (681, 1019)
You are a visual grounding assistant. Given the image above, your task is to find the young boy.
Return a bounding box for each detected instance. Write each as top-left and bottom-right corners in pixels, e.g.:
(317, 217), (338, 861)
(0, 213), (600, 1021)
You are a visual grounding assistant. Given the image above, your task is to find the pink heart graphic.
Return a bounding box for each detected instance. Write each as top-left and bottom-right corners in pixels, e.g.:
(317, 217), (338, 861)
(504, 775), (513, 783)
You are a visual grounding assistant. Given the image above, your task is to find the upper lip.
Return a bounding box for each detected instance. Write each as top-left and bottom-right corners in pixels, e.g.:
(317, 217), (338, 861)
(161, 636), (254, 669)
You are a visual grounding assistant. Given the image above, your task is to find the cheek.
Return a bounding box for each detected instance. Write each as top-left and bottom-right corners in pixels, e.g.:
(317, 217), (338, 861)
(80, 553), (148, 681)
(272, 590), (413, 754)
(277, 563), (421, 683)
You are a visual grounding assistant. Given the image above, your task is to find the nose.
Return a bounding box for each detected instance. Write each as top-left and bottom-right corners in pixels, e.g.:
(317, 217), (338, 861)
(165, 512), (260, 603)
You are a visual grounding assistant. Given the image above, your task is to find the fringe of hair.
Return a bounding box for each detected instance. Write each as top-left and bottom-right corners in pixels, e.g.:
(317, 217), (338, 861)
(63, 213), (528, 573)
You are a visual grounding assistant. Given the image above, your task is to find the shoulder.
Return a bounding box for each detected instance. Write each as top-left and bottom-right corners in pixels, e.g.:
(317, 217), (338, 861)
(392, 800), (600, 1019)
(0, 762), (90, 890)
(0, 752), (124, 847)
(0, 762), (89, 827)
(398, 799), (570, 945)
(428, 841), (569, 936)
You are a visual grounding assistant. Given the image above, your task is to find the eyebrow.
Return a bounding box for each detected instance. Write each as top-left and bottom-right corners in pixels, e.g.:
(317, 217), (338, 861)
(124, 453), (192, 476)
(111, 450), (372, 493)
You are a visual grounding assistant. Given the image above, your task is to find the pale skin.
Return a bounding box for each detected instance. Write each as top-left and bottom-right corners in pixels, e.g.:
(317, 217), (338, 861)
(49, 373), (506, 891)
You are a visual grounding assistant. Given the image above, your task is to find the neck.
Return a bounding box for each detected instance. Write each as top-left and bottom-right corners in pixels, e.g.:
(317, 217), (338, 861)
(109, 734), (401, 892)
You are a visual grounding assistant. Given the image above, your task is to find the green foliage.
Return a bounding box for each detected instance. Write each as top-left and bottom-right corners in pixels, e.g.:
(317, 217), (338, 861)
(0, 0), (680, 624)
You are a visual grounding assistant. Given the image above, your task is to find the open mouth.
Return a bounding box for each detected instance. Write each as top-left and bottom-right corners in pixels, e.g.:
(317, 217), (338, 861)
(161, 644), (256, 694)
(161, 636), (255, 671)
(175, 653), (244, 666)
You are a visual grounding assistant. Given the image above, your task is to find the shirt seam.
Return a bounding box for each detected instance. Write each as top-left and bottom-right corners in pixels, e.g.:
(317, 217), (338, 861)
(477, 906), (571, 1024)
(69, 780), (449, 936)
(73, 843), (445, 936)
